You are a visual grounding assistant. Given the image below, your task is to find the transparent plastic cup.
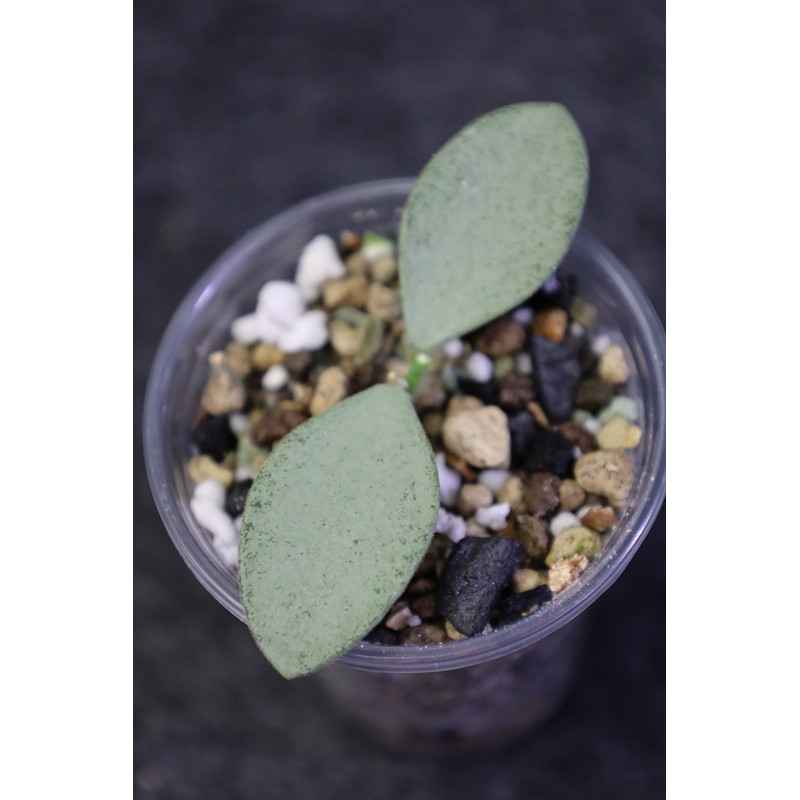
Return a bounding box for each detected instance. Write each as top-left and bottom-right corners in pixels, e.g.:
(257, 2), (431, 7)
(143, 178), (666, 757)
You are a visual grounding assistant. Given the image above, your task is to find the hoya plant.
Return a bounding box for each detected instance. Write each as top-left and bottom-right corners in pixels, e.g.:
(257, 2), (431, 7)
(237, 102), (589, 678)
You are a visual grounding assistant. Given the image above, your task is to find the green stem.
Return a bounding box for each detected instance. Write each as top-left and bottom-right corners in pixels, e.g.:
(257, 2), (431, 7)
(405, 352), (431, 395)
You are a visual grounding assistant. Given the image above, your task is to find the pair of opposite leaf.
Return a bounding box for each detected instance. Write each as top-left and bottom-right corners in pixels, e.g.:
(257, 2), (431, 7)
(238, 102), (589, 679)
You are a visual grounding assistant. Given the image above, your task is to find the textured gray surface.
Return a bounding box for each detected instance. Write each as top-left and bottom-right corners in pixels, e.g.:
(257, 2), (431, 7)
(134, 2), (665, 797)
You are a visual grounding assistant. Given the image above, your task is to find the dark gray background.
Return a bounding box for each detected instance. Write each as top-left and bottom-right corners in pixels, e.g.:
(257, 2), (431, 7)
(134, 2), (665, 797)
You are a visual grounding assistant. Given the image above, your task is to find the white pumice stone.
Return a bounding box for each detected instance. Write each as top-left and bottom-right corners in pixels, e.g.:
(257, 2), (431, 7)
(569, 320), (585, 338)
(550, 511), (583, 536)
(277, 310), (329, 353)
(477, 469), (511, 496)
(234, 465), (257, 482)
(192, 478), (227, 507)
(475, 502), (510, 531)
(262, 363), (290, 391)
(514, 351), (533, 375)
(228, 413), (251, 436)
(435, 452), (462, 507)
(295, 234), (347, 302)
(234, 514), (244, 532)
(442, 338), (464, 359)
(590, 333), (613, 355)
(436, 507), (467, 543)
(465, 351), (494, 382)
(230, 313), (264, 345)
(256, 281), (306, 329)
(190, 498), (238, 546)
(512, 306), (534, 325)
(582, 416), (602, 436)
(217, 542), (239, 569)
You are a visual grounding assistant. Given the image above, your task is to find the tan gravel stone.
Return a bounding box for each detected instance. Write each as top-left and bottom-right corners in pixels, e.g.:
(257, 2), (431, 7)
(442, 405), (511, 468)
(310, 366), (349, 416)
(574, 449), (634, 507)
(597, 416), (642, 450)
(457, 483), (494, 517)
(548, 554), (589, 593)
(597, 344), (630, 383)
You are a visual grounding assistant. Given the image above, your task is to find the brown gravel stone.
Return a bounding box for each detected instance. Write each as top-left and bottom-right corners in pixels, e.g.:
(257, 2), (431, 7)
(497, 475), (526, 514)
(310, 366), (349, 416)
(250, 342), (285, 371)
(406, 577), (438, 597)
(322, 273), (369, 310)
(580, 506), (618, 532)
(223, 341), (252, 376)
(514, 514), (550, 560)
(548, 554), (589, 593)
(558, 479), (586, 511)
(410, 593), (438, 620)
(339, 229), (362, 253)
(526, 401), (551, 428)
(445, 453), (477, 481)
(474, 316), (527, 356)
(575, 377), (615, 412)
(557, 421), (597, 454)
(421, 411), (444, 442)
(251, 405), (309, 446)
(200, 367), (247, 415)
(457, 483), (494, 517)
(498, 373), (537, 411)
(524, 472), (561, 516)
(282, 351), (313, 381)
(442, 405), (511, 468)
(398, 624), (447, 645)
(574, 449), (634, 507)
(366, 282), (401, 321)
(532, 308), (569, 342)
(414, 374), (448, 412)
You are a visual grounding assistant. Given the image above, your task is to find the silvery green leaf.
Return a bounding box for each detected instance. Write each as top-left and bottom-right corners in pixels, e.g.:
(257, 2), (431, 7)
(398, 102), (588, 351)
(238, 384), (439, 678)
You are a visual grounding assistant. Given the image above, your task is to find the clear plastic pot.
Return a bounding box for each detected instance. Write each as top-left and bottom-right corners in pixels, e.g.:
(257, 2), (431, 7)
(143, 178), (666, 757)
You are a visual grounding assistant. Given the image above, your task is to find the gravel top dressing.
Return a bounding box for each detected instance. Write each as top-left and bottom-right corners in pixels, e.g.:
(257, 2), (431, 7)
(186, 225), (642, 663)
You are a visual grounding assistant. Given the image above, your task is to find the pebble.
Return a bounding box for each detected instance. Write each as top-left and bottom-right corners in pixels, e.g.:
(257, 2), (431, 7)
(558, 479), (586, 511)
(497, 475), (526, 514)
(498, 373), (537, 413)
(250, 342), (285, 371)
(474, 502), (511, 531)
(512, 306), (534, 325)
(435, 508), (467, 543)
(597, 417), (643, 450)
(437, 536), (526, 637)
(309, 365), (349, 416)
(457, 483), (494, 517)
(369, 254), (398, 284)
(222, 341), (251, 376)
(574, 449), (635, 507)
(579, 505), (618, 532)
(510, 567), (545, 594)
(569, 296), (598, 329)
(322, 273), (369, 310)
(295, 234), (347, 302)
(597, 395), (639, 425)
(549, 510), (583, 536)
(384, 605), (422, 631)
(465, 518), (490, 537)
(529, 335), (583, 422)
(277, 310), (329, 353)
(224, 478), (253, 517)
(365, 283), (400, 321)
(442, 338), (464, 359)
(597, 344), (630, 383)
(465, 351), (494, 382)
(521, 424), (576, 477)
(435, 452), (462, 507)
(474, 317), (527, 357)
(590, 333), (612, 356)
(477, 468), (512, 496)
(442, 405), (511, 468)
(456, 375), (499, 405)
(200, 367), (247, 415)
(398, 624), (447, 645)
(251, 405), (309, 446)
(256, 281), (306, 329)
(548, 554), (589, 593)
(575, 377), (615, 412)
(531, 308), (569, 343)
(545, 526), (602, 567)
(524, 472), (561, 516)
(497, 585), (554, 626)
(514, 514), (550, 560)
(556, 421), (598, 455)
(261, 363), (290, 391)
(192, 414), (237, 462)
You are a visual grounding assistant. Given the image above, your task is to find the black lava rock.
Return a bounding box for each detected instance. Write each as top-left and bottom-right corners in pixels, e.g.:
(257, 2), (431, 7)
(508, 411), (537, 467)
(437, 537), (526, 637)
(523, 426), (576, 477)
(364, 625), (399, 646)
(496, 585), (554, 627)
(225, 479), (254, 518)
(529, 335), (583, 422)
(530, 273), (578, 311)
(456, 375), (499, 406)
(192, 414), (237, 462)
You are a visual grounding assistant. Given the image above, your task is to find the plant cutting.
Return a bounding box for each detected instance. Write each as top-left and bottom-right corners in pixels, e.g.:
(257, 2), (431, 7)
(235, 102), (597, 678)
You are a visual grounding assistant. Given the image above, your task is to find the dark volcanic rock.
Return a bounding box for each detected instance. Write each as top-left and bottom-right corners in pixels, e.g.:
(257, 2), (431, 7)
(529, 335), (583, 422)
(496, 585), (554, 627)
(523, 426), (576, 477)
(437, 536), (526, 637)
(192, 414), (237, 462)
